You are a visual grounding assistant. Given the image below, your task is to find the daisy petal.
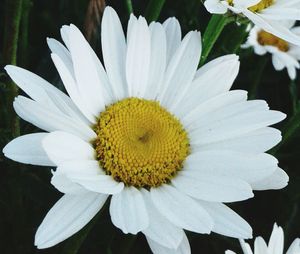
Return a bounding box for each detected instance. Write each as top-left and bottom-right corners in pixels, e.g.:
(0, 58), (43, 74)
(144, 22), (167, 100)
(268, 223), (284, 254)
(254, 237), (268, 253)
(174, 55), (240, 115)
(69, 24), (111, 116)
(69, 175), (124, 194)
(42, 131), (95, 165)
(13, 96), (96, 142)
(5, 65), (87, 124)
(159, 31), (202, 109)
(151, 185), (213, 234)
(51, 53), (96, 123)
(101, 7), (127, 100)
(35, 192), (108, 249)
(147, 233), (191, 254)
(126, 16), (151, 97)
(172, 171), (254, 202)
(198, 201), (252, 239)
(3, 133), (54, 166)
(185, 150), (278, 184)
(109, 187), (149, 234)
(47, 38), (73, 75)
(251, 167), (289, 190)
(51, 173), (87, 194)
(196, 127), (282, 154)
(163, 17), (182, 65)
(141, 189), (184, 249)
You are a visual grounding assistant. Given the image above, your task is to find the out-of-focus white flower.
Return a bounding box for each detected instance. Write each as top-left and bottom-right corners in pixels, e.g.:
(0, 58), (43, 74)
(226, 223), (300, 254)
(204, 0), (300, 46)
(242, 22), (300, 80)
(3, 6), (288, 254)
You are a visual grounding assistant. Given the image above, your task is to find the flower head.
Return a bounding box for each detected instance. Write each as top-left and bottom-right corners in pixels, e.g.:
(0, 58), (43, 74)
(226, 223), (300, 254)
(204, 0), (300, 46)
(242, 22), (300, 79)
(3, 6), (288, 254)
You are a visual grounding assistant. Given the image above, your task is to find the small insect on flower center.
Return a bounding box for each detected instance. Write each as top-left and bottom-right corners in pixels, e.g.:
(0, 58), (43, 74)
(257, 30), (289, 52)
(94, 98), (190, 188)
(248, 0), (274, 12)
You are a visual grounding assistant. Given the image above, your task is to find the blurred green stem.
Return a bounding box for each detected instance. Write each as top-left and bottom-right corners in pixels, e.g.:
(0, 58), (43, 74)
(19, 0), (32, 67)
(145, 0), (166, 22)
(3, 0), (23, 137)
(249, 56), (268, 100)
(200, 14), (234, 66)
(289, 79), (298, 114)
(125, 0), (133, 15)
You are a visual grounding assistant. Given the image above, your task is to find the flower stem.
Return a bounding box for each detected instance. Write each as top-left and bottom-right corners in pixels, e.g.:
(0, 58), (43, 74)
(248, 56), (268, 100)
(199, 14), (233, 66)
(125, 0), (133, 15)
(3, 0), (23, 137)
(145, 0), (166, 22)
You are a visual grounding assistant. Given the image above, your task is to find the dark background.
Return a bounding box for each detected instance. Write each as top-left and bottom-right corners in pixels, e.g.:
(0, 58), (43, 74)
(0, 0), (299, 253)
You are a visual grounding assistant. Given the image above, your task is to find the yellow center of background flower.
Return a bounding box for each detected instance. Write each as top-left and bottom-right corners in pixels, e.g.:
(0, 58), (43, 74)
(257, 30), (289, 52)
(227, 0), (274, 12)
(249, 0), (274, 12)
(94, 98), (190, 188)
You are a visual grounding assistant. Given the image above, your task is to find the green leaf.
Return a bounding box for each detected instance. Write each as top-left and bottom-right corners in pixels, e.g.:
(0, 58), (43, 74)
(145, 0), (166, 22)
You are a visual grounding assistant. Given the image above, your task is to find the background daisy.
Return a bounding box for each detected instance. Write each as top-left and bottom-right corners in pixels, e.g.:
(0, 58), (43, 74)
(204, 0), (300, 46)
(226, 223), (300, 254)
(242, 22), (300, 80)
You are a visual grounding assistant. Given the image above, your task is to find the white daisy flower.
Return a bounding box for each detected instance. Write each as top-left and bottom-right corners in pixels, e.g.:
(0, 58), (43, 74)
(3, 6), (288, 253)
(226, 223), (300, 254)
(242, 22), (300, 80)
(204, 0), (300, 46)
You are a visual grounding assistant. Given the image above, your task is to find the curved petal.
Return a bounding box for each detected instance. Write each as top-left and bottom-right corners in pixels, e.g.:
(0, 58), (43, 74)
(109, 186), (149, 234)
(141, 189), (184, 249)
(69, 24), (111, 116)
(158, 31), (202, 110)
(144, 22), (167, 100)
(35, 192), (108, 249)
(126, 16), (151, 97)
(3, 133), (54, 166)
(150, 185), (213, 234)
(147, 233), (191, 254)
(51, 172), (87, 194)
(174, 55), (240, 116)
(251, 167), (289, 190)
(172, 171), (254, 202)
(198, 201), (252, 239)
(13, 96), (96, 142)
(42, 131), (95, 165)
(185, 150), (278, 184)
(70, 175), (124, 194)
(163, 17), (182, 65)
(101, 7), (127, 100)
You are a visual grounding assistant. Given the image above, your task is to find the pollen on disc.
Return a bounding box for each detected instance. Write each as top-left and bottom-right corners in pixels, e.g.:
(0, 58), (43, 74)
(93, 97), (190, 188)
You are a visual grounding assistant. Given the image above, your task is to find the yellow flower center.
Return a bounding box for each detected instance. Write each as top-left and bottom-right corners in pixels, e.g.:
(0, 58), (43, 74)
(94, 98), (190, 188)
(248, 0), (274, 12)
(227, 0), (274, 12)
(257, 30), (289, 52)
